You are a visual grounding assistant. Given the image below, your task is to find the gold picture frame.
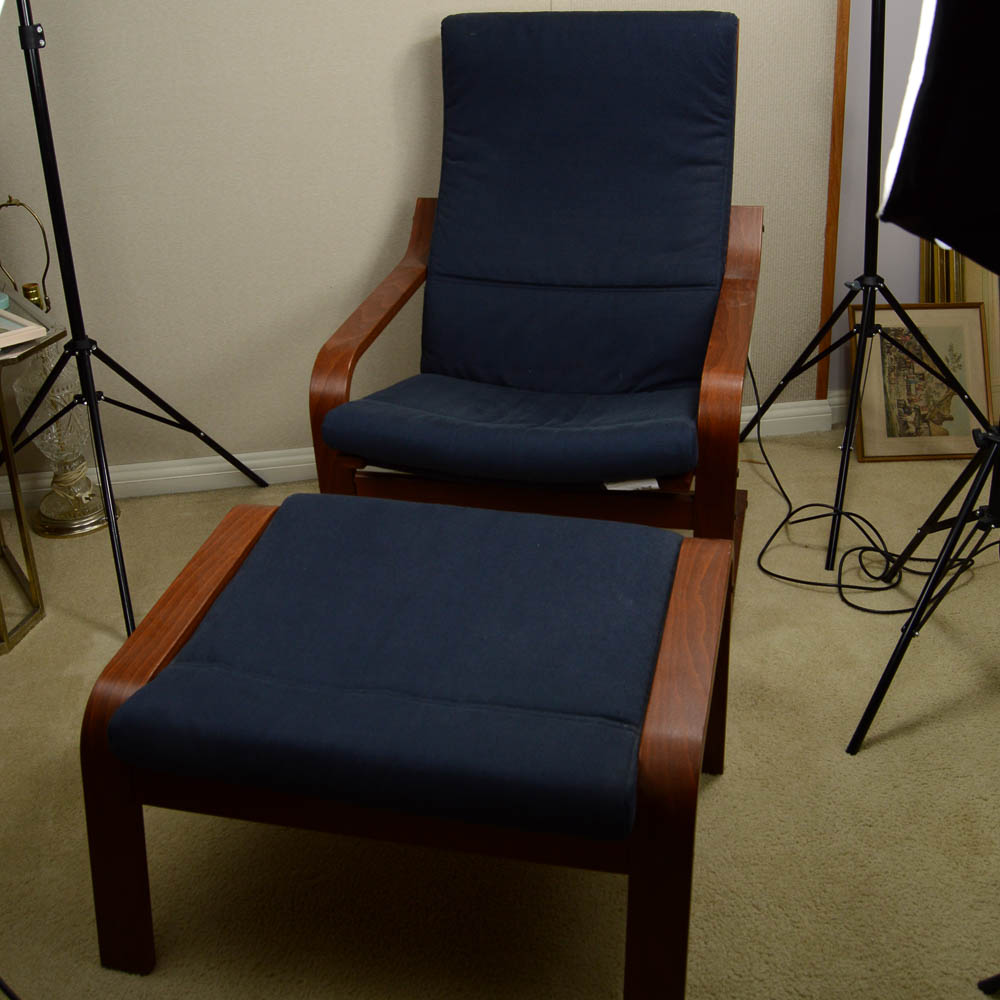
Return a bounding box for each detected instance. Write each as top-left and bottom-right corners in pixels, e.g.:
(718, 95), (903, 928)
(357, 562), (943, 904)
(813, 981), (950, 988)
(850, 302), (993, 461)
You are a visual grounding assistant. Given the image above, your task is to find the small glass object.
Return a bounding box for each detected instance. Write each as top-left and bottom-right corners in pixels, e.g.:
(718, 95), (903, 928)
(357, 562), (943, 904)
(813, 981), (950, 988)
(13, 343), (114, 536)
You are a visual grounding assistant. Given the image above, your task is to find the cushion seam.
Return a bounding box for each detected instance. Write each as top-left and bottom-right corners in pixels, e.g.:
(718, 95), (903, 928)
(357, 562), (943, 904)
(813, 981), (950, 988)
(334, 400), (694, 432)
(428, 272), (720, 293)
(157, 660), (647, 736)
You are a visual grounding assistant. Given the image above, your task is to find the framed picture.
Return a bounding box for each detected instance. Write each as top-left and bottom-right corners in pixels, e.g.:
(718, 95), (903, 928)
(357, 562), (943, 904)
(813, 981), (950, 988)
(850, 302), (993, 461)
(0, 307), (47, 351)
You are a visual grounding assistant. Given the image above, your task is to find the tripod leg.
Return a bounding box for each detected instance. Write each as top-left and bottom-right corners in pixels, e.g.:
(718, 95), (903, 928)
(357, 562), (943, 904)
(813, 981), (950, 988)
(846, 437), (999, 753)
(740, 284), (860, 441)
(93, 346), (267, 488)
(70, 350), (135, 634)
(825, 285), (879, 569)
(879, 284), (991, 431)
(9, 346), (72, 445)
(880, 445), (989, 581)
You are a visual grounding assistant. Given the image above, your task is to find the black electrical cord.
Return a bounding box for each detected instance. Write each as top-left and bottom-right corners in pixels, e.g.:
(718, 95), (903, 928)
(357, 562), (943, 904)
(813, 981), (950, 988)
(0, 974), (23, 1000)
(743, 359), (997, 616)
(979, 971), (1000, 995)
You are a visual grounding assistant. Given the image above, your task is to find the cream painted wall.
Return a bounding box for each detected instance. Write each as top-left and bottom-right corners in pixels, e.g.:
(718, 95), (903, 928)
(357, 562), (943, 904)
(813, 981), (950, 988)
(0, 1), (838, 476)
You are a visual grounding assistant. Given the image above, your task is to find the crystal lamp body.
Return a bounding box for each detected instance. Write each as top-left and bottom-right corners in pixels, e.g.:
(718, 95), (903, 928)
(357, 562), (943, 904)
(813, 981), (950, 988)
(13, 344), (112, 536)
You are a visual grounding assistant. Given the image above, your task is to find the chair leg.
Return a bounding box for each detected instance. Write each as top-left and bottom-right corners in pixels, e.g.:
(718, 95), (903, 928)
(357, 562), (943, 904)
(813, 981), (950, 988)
(731, 489), (748, 582)
(81, 760), (155, 973)
(623, 793), (698, 999)
(317, 450), (363, 495)
(699, 488), (743, 775)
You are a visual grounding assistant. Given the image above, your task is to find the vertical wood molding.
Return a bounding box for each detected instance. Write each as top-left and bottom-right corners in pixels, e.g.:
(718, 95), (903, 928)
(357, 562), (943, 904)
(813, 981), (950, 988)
(815, 0), (852, 400)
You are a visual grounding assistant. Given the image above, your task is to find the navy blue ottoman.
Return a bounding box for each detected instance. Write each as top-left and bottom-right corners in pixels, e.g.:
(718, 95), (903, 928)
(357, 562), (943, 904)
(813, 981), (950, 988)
(81, 494), (731, 998)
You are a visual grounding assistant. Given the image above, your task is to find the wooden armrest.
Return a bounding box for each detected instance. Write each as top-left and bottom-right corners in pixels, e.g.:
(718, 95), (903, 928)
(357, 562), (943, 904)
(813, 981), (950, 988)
(627, 536), (732, 992)
(308, 198), (437, 455)
(637, 536), (732, 804)
(80, 504), (278, 758)
(693, 205), (763, 538)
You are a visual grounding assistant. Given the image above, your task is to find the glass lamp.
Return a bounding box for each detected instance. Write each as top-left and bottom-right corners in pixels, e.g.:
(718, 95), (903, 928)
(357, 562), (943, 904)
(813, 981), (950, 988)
(2, 196), (113, 535)
(12, 341), (114, 535)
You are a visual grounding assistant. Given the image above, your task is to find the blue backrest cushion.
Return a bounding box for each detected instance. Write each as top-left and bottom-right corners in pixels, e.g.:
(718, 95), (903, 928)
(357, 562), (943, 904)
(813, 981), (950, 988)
(422, 11), (738, 394)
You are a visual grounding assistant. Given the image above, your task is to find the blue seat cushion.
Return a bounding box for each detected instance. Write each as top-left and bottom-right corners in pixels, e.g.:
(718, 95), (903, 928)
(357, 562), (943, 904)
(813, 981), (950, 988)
(322, 373), (699, 483)
(108, 494), (683, 839)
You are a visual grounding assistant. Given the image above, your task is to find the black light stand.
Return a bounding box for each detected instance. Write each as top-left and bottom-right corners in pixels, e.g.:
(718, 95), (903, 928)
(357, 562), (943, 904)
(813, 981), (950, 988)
(846, 424), (999, 753)
(9, 0), (267, 635)
(739, 0), (990, 571)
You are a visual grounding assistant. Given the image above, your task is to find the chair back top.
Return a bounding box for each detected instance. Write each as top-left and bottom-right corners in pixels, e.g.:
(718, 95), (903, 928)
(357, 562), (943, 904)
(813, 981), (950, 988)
(422, 11), (738, 395)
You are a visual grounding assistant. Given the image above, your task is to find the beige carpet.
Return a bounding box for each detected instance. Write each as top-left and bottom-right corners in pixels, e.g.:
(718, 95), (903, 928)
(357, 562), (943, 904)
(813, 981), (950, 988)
(1, 430), (997, 999)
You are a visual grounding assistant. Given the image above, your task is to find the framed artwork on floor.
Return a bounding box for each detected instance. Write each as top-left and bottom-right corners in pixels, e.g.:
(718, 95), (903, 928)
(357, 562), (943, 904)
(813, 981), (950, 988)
(851, 302), (993, 461)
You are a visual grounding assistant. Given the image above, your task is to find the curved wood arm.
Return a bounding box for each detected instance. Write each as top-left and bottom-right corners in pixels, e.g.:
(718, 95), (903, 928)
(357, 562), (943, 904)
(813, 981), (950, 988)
(308, 198), (437, 457)
(81, 504), (278, 759)
(637, 537), (732, 808)
(693, 205), (763, 539)
(625, 536), (731, 994)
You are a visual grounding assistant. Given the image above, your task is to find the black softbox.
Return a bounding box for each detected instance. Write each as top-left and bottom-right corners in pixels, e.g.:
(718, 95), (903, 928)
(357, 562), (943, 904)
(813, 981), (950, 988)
(880, 0), (1000, 274)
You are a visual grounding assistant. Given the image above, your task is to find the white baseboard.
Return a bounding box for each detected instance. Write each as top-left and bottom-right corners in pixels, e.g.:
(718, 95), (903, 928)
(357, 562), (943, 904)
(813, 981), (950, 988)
(827, 389), (850, 426)
(2, 393), (852, 510)
(1, 447), (317, 509)
(741, 388), (850, 437)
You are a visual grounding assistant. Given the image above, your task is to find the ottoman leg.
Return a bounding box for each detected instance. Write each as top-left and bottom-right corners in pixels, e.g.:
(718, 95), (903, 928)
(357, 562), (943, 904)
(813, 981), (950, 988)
(81, 758), (155, 973)
(79, 504), (280, 973)
(701, 585), (732, 776)
(623, 537), (731, 997)
(623, 791), (698, 999)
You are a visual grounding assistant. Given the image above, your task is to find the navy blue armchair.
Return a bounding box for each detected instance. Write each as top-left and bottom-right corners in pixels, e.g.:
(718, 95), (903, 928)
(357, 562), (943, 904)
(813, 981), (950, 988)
(311, 11), (761, 550)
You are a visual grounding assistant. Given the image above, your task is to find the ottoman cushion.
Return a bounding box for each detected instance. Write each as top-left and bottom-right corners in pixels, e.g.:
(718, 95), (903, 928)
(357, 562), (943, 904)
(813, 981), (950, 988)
(108, 494), (682, 839)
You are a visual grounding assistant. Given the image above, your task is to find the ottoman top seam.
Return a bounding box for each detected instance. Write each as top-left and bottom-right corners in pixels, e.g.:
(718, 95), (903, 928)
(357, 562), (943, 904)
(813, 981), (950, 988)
(160, 659), (647, 736)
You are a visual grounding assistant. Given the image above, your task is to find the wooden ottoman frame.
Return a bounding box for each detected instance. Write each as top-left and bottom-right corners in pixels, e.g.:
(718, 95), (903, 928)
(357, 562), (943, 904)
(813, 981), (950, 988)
(81, 504), (732, 999)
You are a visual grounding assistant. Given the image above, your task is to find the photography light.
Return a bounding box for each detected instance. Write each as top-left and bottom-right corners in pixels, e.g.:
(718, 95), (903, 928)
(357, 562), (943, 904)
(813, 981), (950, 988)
(4, 0), (267, 633)
(880, 0), (1000, 274)
(740, 0), (990, 576)
(848, 1), (1000, 760)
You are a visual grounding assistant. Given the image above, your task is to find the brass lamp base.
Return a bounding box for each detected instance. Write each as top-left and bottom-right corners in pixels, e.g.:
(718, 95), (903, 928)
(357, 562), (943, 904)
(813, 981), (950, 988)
(33, 490), (120, 538)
